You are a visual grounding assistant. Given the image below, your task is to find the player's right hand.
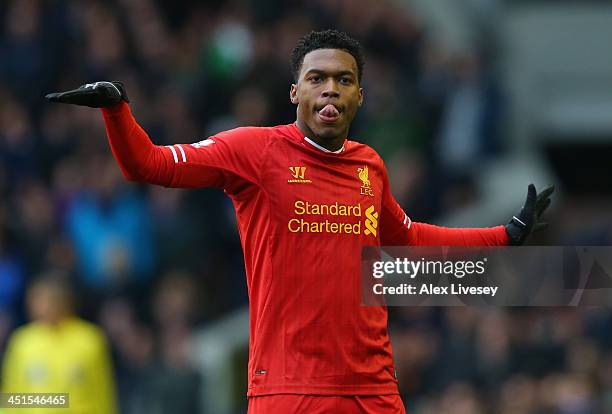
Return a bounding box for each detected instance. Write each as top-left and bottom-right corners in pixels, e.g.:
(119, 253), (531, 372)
(45, 81), (129, 108)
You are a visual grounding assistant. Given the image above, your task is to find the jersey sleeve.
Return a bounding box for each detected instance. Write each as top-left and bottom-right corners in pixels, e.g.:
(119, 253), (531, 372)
(101, 102), (267, 194)
(379, 165), (509, 246)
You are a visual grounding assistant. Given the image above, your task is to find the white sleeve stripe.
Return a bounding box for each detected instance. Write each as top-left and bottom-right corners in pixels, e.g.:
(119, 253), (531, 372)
(176, 144), (186, 162)
(167, 145), (179, 163)
(404, 213), (412, 230)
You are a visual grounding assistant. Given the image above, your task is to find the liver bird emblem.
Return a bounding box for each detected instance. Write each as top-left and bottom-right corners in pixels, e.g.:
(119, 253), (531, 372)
(358, 166), (370, 187)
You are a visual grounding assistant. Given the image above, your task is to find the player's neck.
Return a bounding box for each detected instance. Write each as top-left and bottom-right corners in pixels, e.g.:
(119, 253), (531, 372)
(295, 119), (346, 152)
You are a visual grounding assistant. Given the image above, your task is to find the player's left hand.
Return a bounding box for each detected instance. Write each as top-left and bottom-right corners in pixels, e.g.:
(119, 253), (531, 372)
(505, 183), (554, 245)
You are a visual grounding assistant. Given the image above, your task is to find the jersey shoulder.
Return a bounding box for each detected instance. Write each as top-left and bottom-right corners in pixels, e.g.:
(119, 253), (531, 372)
(5, 322), (51, 353)
(6, 323), (38, 346)
(65, 317), (105, 339)
(207, 124), (294, 147)
(346, 140), (385, 166)
(8, 319), (105, 346)
(213, 124), (292, 138)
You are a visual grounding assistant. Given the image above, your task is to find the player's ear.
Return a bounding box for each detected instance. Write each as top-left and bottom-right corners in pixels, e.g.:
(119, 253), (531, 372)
(358, 87), (364, 107)
(289, 84), (298, 105)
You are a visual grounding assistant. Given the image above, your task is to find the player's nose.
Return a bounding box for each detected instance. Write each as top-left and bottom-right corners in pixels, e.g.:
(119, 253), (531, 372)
(321, 79), (340, 98)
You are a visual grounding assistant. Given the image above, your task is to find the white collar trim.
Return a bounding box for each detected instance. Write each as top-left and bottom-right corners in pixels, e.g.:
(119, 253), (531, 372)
(304, 136), (344, 153)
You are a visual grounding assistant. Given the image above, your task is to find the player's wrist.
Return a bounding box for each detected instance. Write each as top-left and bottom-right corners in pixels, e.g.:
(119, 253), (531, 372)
(101, 100), (129, 115)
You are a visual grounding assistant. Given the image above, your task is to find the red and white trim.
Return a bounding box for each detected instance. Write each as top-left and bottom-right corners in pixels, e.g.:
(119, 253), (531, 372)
(166, 145), (187, 163)
(304, 136), (344, 154)
(176, 144), (187, 162)
(403, 213), (412, 230)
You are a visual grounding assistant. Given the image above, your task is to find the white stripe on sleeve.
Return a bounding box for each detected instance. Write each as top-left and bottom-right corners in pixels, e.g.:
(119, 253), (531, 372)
(403, 213), (412, 230)
(166, 146), (179, 163)
(176, 144), (187, 162)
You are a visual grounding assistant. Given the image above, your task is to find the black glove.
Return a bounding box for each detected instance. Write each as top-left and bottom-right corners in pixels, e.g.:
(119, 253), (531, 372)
(505, 184), (554, 245)
(45, 81), (129, 108)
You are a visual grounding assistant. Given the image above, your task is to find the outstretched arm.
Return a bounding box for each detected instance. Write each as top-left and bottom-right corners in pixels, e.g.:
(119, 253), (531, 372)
(379, 167), (553, 246)
(401, 221), (509, 246)
(100, 100), (222, 187)
(381, 203), (510, 246)
(46, 81), (265, 192)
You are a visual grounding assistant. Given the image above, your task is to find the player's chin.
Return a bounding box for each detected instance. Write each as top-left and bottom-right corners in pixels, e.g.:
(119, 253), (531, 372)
(312, 122), (345, 139)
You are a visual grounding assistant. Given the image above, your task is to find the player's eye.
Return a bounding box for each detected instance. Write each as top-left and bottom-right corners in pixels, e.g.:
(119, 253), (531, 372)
(309, 75), (322, 83)
(339, 77), (353, 85)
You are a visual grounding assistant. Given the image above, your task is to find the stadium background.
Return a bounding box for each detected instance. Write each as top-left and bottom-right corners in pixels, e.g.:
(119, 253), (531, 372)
(1, 0), (611, 413)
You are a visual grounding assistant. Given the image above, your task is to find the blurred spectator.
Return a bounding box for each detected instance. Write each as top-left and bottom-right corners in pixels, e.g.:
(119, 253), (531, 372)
(99, 272), (202, 414)
(436, 51), (502, 175)
(0, 228), (24, 352)
(64, 156), (154, 292)
(12, 181), (55, 274)
(0, 100), (40, 188)
(144, 271), (202, 414)
(1, 273), (117, 414)
(436, 382), (485, 414)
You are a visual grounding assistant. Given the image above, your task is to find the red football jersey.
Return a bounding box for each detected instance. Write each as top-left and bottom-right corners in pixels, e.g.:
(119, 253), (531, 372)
(101, 102), (507, 396)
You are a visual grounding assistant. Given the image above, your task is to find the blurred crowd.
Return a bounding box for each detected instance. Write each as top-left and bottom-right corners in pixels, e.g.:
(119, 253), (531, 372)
(389, 307), (612, 413)
(0, 0), (610, 413)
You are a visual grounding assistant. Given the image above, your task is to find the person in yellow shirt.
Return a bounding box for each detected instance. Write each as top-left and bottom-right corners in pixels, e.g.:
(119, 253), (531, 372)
(1, 274), (117, 414)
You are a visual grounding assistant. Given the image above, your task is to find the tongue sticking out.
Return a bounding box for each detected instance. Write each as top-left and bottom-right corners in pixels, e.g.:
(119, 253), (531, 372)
(318, 104), (340, 122)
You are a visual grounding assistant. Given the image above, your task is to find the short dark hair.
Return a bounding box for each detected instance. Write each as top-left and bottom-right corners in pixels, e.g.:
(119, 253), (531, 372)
(290, 29), (364, 83)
